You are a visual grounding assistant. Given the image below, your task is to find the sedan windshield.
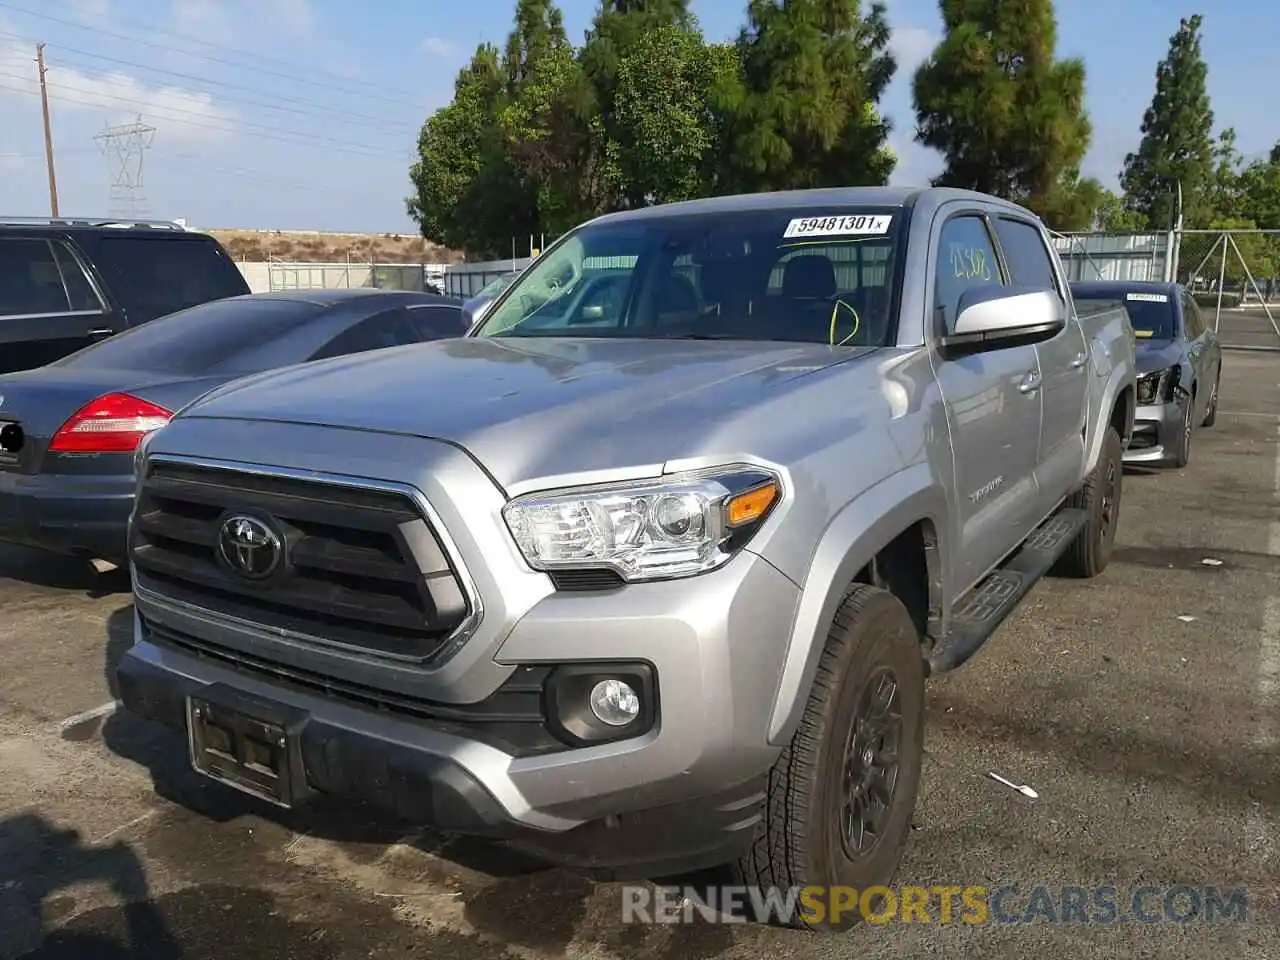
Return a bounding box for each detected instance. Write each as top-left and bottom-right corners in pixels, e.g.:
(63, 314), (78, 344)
(472, 207), (904, 346)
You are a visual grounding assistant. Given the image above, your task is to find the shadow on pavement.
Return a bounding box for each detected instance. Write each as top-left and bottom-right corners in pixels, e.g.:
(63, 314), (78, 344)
(0, 811), (182, 959)
(0, 544), (130, 598)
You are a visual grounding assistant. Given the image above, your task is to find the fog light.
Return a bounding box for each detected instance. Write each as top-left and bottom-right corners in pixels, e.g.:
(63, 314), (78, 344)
(589, 679), (640, 726)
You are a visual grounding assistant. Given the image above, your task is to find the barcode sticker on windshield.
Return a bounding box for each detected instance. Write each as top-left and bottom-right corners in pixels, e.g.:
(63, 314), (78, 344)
(783, 214), (893, 239)
(1126, 292), (1169, 303)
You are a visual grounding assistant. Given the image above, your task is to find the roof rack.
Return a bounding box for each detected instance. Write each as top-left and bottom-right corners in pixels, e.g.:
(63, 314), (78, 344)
(0, 216), (187, 230)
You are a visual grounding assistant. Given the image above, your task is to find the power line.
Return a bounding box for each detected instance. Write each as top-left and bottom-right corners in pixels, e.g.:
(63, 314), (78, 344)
(0, 28), (420, 133)
(0, 1), (429, 107)
(0, 73), (404, 158)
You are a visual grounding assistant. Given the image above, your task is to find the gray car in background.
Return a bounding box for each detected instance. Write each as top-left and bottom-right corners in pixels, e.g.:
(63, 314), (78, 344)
(462, 270), (521, 327)
(117, 187), (1136, 928)
(1071, 280), (1222, 468)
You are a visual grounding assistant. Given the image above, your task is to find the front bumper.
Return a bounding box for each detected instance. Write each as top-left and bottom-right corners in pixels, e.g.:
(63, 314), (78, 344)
(1122, 399), (1188, 464)
(119, 543), (800, 876)
(0, 468), (133, 560)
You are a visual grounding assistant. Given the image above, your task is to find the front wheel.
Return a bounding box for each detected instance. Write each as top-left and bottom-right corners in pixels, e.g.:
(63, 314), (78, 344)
(1052, 425), (1123, 579)
(1202, 374), (1220, 427)
(734, 584), (925, 931)
(1171, 393), (1194, 468)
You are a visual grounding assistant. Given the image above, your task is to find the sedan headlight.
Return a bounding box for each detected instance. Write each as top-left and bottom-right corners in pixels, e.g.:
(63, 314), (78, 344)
(1136, 364), (1181, 405)
(502, 466), (782, 582)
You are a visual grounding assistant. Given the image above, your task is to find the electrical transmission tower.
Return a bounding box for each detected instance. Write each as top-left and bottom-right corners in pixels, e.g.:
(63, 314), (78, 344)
(94, 115), (156, 217)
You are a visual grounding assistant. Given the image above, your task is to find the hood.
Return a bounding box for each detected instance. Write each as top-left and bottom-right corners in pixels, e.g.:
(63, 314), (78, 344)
(1134, 338), (1185, 375)
(180, 337), (879, 490)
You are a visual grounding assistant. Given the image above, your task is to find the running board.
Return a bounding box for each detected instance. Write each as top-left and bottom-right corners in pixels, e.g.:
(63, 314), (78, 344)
(926, 507), (1088, 676)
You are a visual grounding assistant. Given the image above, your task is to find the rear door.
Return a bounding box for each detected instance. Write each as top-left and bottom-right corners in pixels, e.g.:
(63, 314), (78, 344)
(83, 233), (250, 327)
(1179, 288), (1218, 420)
(0, 236), (114, 374)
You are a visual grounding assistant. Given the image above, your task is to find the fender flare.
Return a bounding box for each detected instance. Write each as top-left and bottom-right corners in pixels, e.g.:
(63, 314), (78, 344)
(764, 461), (948, 745)
(1084, 363), (1135, 475)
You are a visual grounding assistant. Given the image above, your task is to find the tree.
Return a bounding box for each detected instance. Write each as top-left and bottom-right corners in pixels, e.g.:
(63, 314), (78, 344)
(406, 45), (538, 258)
(728, 0), (896, 192)
(1118, 15), (1215, 230)
(606, 25), (743, 205)
(912, 0), (1092, 224)
(1092, 188), (1148, 231)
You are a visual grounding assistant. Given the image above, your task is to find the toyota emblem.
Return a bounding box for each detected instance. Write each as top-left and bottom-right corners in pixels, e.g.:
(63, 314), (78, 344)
(217, 514), (283, 580)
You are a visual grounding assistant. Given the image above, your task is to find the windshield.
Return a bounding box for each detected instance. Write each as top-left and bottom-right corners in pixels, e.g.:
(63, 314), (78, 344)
(1075, 289), (1176, 339)
(53, 297), (324, 375)
(472, 207), (904, 346)
(475, 272), (519, 300)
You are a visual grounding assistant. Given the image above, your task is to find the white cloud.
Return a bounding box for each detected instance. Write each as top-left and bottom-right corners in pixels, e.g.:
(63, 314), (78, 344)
(422, 37), (461, 59)
(889, 24), (939, 75)
(0, 32), (238, 144)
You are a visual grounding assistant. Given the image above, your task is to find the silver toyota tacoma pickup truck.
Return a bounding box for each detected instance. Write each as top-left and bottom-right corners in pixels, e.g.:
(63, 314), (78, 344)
(117, 187), (1136, 927)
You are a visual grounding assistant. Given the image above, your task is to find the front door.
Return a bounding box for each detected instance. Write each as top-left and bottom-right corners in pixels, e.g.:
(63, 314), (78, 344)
(930, 211), (1044, 596)
(990, 215), (1089, 521)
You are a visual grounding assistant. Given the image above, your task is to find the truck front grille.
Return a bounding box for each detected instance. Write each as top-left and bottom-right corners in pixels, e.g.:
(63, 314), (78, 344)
(129, 460), (472, 660)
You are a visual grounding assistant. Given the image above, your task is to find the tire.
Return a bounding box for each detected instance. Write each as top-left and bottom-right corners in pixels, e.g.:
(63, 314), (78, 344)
(733, 584), (925, 931)
(1202, 374), (1219, 427)
(1052, 425), (1122, 579)
(1171, 392), (1194, 468)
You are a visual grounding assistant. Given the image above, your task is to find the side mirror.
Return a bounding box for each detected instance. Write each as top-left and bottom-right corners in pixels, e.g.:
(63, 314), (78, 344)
(581, 303), (605, 320)
(939, 285), (1065, 359)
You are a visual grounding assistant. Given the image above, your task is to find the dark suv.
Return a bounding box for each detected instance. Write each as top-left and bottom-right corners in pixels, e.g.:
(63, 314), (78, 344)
(0, 217), (251, 374)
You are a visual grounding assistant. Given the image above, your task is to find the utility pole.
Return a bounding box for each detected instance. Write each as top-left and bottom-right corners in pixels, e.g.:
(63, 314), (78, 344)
(35, 43), (59, 216)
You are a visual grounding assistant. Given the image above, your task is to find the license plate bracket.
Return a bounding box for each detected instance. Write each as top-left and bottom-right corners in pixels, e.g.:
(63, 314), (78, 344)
(187, 684), (311, 808)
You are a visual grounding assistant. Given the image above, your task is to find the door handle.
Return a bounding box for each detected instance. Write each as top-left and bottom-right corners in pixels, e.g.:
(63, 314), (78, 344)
(1070, 351), (1087, 368)
(88, 327), (115, 337)
(1019, 371), (1042, 394)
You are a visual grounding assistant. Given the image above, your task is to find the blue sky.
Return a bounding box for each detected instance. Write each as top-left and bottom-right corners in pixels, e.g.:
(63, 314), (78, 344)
(0, 0), (1274, 234)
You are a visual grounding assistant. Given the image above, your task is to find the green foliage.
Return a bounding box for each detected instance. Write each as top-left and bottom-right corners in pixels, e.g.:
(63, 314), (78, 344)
(1092, 188), (1148, 231)
(406, 45), (538, 259)
(911, 0), (1092, 223)
(1119, 15), (1215, 230)
(728, 0), (896, 191)
(407, 0), (900, 256)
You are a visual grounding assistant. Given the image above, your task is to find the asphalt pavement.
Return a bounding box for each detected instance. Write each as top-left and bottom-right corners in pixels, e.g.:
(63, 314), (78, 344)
(0, 353), (1276, 959)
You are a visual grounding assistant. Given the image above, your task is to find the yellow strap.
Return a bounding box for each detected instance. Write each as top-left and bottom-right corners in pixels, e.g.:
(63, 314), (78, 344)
(829, 298), (861, 346)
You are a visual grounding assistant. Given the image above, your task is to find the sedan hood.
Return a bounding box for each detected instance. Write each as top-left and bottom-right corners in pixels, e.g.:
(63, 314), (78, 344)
(1135, 338), (1184, 375)
(181, 337), (878, 490)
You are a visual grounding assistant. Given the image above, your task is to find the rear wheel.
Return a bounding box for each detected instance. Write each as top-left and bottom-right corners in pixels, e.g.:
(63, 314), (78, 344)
(1053, 425), (1122, 579)
(734, 584), (925, 931)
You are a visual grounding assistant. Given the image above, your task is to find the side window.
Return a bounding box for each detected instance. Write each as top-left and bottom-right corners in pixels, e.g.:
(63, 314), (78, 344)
(1181, 292), (1204, 339)
(310, 307), (423, 360)
(0, 238), (75, 317)
(934, 215), (1004, 333)
(405, 304), (468, 339)
(50, 241), (106, 312)
(992, 217), (1061, 296)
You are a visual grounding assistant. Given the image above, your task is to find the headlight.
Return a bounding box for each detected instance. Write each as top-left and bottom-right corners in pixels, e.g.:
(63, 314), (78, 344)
(502, 466), (782, 582)
(1136, 365), (1180, 405)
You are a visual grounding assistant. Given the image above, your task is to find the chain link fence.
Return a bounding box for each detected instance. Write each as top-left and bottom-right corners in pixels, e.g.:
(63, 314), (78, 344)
(1172, 230), (1280, 351)
(266, 259), (447, 293)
